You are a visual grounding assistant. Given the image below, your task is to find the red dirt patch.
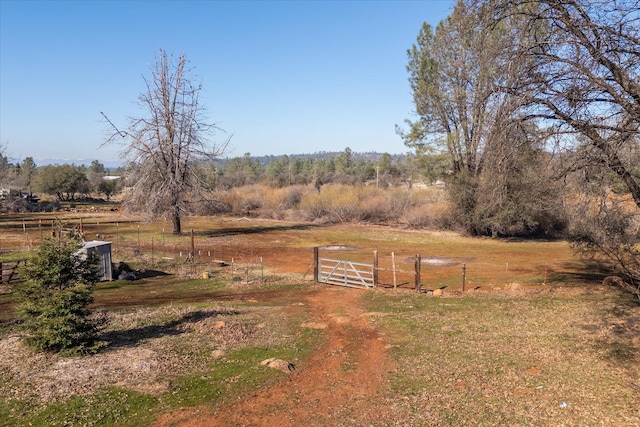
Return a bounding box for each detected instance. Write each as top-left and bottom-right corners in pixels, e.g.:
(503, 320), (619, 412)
(526, 367), (542, 375)
(153, 286), (394, 426)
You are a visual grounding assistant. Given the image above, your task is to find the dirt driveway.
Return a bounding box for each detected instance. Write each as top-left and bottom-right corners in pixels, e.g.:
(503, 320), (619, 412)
(154, 285), (394, 426)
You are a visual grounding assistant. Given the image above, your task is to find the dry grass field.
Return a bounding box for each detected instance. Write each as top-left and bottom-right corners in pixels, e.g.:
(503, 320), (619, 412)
(1, 211), (638, 426)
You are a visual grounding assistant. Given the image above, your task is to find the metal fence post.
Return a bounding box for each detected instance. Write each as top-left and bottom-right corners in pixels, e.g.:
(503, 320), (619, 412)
(373, 250), (378, 288)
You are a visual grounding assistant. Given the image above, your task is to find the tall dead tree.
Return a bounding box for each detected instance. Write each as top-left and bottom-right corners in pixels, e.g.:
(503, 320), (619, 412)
(107, 49), (228, 234)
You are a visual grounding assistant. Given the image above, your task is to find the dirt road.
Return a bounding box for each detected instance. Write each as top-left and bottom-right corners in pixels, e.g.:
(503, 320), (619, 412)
(155, 286), (394, 426)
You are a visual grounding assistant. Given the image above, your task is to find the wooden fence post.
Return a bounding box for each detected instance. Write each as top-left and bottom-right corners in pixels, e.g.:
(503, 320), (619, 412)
(462, 263), (467, 291)
(190, 229), (194, 260)
(191, 229), (196, 275)
(415, 254), (422, 292)
(313, 247), (319, 283)
(392, 252), (397, 293)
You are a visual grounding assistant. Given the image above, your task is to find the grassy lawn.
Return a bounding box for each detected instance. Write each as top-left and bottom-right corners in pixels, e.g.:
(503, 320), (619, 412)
(363, 285), (640, 425)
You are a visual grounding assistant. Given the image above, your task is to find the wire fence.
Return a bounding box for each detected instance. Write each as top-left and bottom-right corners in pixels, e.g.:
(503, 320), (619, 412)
(1, 216), (565, 290)
(314, 249), (556, 292)
(0, 217), (274, 283)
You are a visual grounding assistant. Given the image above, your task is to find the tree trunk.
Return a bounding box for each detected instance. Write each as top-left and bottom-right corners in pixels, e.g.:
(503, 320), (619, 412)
(172, 209), (181, 235)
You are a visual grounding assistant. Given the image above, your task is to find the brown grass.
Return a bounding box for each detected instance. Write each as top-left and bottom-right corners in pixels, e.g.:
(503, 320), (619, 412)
(365, 285), (640, 425)
(0, 301), (293, 404)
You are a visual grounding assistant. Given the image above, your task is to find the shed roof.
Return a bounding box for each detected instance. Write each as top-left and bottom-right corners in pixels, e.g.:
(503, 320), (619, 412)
(81, 240), (112, 249)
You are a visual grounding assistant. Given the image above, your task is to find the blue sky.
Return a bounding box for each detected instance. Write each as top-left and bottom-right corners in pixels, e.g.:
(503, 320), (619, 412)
(1, 0), (454, 165)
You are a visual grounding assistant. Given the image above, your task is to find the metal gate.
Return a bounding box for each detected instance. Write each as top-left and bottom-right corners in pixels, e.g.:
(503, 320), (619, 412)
(318, 257), (374, 289)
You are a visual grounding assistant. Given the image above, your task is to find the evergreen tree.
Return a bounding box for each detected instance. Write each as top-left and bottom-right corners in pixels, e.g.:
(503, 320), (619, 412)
(17, 237), (100, 354)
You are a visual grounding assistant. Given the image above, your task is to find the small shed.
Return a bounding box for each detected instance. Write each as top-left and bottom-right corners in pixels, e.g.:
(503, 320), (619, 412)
(78, 241), (113, 281)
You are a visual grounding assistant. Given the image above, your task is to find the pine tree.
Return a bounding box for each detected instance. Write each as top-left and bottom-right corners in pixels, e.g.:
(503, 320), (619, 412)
(17, 237), (100, 354)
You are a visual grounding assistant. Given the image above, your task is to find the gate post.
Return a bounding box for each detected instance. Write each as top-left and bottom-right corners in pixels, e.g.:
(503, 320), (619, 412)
(415, 254), (422, 292)
(373, 250), (378, 288)
(313, 247), (319, 283)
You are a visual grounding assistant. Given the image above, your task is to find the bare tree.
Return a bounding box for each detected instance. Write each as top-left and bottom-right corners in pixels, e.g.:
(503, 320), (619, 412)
(107, 49), (228, 234)
(492, 0), (640, 206)
(488, 0), (640, 291)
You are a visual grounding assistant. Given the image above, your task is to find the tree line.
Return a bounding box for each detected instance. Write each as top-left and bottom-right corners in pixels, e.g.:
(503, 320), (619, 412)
(0, 154), (123, 209)
(201, 149), (451, 190)
(0, 147), (451, 208)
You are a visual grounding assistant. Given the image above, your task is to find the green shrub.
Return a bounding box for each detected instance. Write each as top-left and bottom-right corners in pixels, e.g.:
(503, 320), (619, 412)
(16, 237), (100, 354)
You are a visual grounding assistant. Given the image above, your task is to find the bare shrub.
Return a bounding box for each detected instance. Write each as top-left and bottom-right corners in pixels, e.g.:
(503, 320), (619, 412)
(213, 189), (242, 215)
(567, 193), (640, 298)
(283, 185), (307, 209)
(218, 181), (454, 228)
(191, 198), (231, 216)
(239, 185), (266, 214)
(218, 185), (316, 219)
(361, 194), (391, 222)
(384, 188), (416, 218)
(215, 185), (265, 216)
(259, 186), (285, 219)
(402, 202), (452, 229)
(382, 186), (450, 228)
(298, 184), (364, 223)
(298, 190), (327, 221)
(323, 185), (362, 223)
(267, 183), (455, 227)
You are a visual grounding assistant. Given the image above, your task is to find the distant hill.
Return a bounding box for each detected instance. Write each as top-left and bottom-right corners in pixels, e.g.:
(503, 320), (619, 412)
(10, 151), (407, 170)
(222, 151), (407, 165)
(9, 157), (123, 170)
